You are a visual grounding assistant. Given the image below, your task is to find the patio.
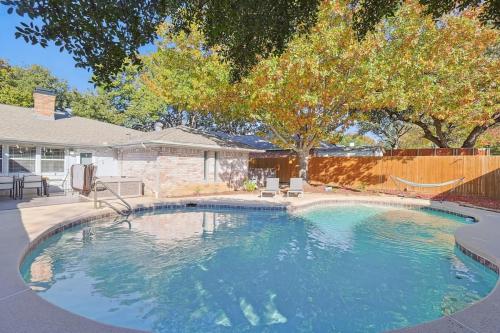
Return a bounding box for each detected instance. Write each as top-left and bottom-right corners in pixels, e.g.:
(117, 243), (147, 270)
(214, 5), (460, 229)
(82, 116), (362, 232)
(0, 192), (87, 211)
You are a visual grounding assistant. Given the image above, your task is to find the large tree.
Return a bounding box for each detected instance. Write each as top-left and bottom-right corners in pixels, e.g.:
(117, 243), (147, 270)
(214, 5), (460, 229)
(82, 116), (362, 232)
(352, 0), (499, 39)
(141, 24), (232, 117)
(1, 0), (320, 83)
(72, 60), (256, 133)
(140, 23), (258, 134)
(357, 109), (418, 149)
(477, 126), (500, 154)
(232, 1), (381, 178)
(366, 3), (499, 148)
(0, 59), (71, 108)
(69, 89), (126, 125)
(338, 133), (376, 147)
(2, 0), (497, 83)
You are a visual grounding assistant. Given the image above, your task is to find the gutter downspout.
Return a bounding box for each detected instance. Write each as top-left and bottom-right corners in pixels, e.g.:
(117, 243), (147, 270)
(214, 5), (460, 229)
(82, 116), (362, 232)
(151, 143), (160, 199)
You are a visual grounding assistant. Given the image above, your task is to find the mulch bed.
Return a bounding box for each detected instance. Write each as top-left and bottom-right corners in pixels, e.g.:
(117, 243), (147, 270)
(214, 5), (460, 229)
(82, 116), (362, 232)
(159, 184), (500, 211)
(305, 182), (500, 211)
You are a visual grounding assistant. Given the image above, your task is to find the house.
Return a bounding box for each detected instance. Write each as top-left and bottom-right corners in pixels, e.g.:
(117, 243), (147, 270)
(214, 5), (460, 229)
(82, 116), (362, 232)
(114, 126), (258, 196)
(0, 89), (259, 197)
(224, 134), (280, 151)
(312, 146), (384, 157)
(228, 135), (384, 158)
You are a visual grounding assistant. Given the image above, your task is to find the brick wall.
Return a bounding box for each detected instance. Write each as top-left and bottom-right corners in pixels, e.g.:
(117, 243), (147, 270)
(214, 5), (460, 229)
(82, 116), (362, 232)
(33, 91), (56, 118)
(218, 151), (249, 189)
(119, 147), (249, 197)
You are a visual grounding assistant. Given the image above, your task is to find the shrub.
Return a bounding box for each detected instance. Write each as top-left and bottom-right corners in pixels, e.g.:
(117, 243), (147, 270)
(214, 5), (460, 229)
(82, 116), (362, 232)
(243, 179), (258, 191)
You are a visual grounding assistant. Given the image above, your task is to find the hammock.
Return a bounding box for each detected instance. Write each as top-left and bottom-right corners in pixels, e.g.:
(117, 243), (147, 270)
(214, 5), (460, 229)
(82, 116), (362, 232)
(392, 176), (465, 188)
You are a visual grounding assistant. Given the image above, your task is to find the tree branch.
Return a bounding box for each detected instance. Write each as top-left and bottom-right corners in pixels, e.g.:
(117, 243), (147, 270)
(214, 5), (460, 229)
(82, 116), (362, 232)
(412, 119), (447, 147)
(462, 112), (500, 148)
(431, 116), (448, 146)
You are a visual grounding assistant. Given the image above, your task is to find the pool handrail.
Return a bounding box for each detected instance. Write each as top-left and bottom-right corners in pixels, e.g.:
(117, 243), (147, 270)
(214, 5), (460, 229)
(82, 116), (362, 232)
(93, 179), (132, 216)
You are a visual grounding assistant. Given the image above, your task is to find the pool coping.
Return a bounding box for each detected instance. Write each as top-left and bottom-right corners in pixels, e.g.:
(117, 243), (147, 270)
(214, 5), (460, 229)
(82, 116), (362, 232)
(2, 195), (500, 333)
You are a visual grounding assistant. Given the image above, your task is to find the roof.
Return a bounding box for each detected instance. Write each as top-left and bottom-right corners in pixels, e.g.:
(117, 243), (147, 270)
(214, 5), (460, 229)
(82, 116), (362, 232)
(119, 126), (261, 152)
(313, 146), (384, 157)
(0, 104), (140, 147)
(226, 135), (280, 150)
(224, 135), (341, 151)
(0, 104), (259, 152)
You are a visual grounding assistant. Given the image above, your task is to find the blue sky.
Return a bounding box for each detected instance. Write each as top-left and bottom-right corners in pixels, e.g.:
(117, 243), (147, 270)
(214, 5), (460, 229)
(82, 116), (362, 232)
(0, 7), (156, 92)
(0, 7), (95, 91)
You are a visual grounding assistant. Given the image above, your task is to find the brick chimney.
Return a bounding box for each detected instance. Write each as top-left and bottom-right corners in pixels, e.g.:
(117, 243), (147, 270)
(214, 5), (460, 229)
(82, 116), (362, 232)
(33, 88), (57, 118)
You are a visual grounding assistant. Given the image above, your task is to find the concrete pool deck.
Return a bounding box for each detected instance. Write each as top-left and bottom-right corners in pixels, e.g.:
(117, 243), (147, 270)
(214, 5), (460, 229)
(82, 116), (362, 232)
(0, 193), (499, 333)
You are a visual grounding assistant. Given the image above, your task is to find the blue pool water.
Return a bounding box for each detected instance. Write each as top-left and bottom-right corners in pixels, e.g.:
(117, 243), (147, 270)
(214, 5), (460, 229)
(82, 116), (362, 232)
(21, 205), (497, 332)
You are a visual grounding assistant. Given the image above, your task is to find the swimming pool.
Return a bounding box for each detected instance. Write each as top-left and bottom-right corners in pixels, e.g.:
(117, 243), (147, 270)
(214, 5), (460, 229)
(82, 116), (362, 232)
(21, 204), (497, 333)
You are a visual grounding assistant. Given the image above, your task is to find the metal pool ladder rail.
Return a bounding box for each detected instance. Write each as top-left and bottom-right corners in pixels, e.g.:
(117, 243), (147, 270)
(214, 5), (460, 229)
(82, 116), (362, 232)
(93, 180), (132, 216)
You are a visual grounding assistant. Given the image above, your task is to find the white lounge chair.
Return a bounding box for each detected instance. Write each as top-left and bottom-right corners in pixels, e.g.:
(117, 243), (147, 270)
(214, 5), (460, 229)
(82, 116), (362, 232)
(0, 176), (15, 198)
(20, 175), (44, 199)
(260, 178), (280, 197)
(287, 178), (304, 197)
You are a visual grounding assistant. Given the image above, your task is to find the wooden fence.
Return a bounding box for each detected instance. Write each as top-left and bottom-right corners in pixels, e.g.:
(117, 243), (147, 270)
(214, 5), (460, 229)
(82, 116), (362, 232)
(249, 156), (299, 183)
(309, 156), (500, 200)
(250, 156), (500, 200)
(385, 148), (490, 156)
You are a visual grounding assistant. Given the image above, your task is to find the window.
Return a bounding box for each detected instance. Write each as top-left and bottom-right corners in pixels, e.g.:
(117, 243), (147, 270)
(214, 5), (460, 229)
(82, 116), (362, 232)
(80, 153), (93, 165)
(41, 147), (65, 173)
(9, 146), (36, 173)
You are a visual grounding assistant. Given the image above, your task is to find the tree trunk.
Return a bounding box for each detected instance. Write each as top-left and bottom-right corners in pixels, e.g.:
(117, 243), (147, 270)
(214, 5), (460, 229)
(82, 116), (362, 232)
(422, 133), (449, 148)
(389, 110), (449, 148)
(297, 150), (309, 180)
(462, 114), (499, 148)
(414, 119), (449, 148)
(462, 125), (487, 148)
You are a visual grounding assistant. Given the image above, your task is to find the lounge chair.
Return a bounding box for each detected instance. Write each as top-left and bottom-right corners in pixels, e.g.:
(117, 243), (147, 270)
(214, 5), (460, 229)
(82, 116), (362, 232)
(260, 178), (280, 197)
(20, 175), (43, 199)
(0, 176), (15, 198)
(287, 178), (304, 197)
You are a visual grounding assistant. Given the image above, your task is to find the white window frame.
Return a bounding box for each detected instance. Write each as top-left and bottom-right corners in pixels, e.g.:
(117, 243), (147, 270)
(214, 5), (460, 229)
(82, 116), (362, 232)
(8, 145), (36, 174)
(79, 151), (94, 165)
(1, 144), (8, 175)
(40, 147), (66, 175)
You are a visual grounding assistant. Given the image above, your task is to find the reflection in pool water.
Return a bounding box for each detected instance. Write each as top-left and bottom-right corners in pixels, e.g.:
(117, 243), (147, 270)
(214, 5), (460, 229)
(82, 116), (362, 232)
(21, 205), (497, 333)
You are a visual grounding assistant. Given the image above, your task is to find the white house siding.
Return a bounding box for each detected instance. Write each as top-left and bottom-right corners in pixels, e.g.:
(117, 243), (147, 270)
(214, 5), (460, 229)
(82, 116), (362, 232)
(93, 149), (119, 177)
(119, 147), (249, 197)
(0, 143), (119, 193)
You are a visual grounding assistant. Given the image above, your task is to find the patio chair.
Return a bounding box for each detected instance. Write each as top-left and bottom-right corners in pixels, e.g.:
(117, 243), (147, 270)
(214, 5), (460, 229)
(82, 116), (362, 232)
(0, 176), (15, 198)
(287, 178), (304, 197)
(260, 178), (280, 197)
(20, 175), (43, 199)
